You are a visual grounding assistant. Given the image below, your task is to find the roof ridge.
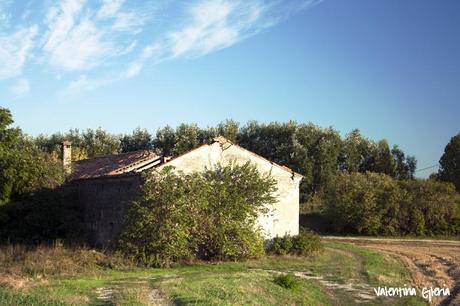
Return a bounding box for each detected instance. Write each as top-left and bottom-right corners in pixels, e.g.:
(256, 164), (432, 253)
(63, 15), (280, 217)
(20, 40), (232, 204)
(76, 149), (156, 162)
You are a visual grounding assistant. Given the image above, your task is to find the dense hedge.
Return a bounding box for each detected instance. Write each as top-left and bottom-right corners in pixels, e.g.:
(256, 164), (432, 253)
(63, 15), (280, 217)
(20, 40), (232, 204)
(116, 162), (277, 266)
(324, 172), (460, 236)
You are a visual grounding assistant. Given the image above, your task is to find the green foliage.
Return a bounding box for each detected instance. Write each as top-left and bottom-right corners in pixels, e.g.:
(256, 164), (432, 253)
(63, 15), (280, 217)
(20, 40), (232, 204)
(269, 235), (293, 256)
(0, 108), (65, 205)
(399, 179), (460, 235)
(30, 119), (418, 207)
(0, 186), (84, 243)
(120, 127), (153, 152)
(273, 273), (301, 290)
(291, 230), (323, 255)
(438, 132), (460, 192)
(266, 230), (323, 256)
(117, 163), (276, 266)
(325, 172), (460, 236)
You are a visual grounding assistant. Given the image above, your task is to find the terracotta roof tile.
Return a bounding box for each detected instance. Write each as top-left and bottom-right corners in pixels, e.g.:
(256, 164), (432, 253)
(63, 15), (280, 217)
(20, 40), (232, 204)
(72, 150), (160, 180)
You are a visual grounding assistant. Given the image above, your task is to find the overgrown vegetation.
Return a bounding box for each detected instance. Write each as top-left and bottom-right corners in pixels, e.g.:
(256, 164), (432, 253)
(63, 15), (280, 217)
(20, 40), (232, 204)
(117, 163), (276, 266)
(0, 108), (65, 206)
(437, 131), (460, 193)
(0, 243), (135, 282)
(266, 229), (323, 256)
(324, 172), (460, 236)
(0, 186), (84, 244)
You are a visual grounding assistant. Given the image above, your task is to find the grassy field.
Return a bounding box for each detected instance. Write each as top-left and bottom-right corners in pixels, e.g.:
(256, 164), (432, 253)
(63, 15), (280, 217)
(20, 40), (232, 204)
(0, 241), (427, 306)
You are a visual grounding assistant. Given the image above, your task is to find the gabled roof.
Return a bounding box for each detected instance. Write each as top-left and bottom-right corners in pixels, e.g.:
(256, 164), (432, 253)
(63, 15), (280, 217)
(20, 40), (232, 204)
(72, 150), (161, 180)
(159, 137), (304, 179)
(71, 137), (303, 180)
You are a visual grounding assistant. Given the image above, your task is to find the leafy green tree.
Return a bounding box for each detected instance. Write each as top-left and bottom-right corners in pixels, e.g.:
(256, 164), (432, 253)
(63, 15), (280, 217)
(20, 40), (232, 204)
(120, 128), (153, 152)
(33, 129), (89, 161)
(405, 156), (417, 179)
(82, 128), (120, 157)
(340, 129), (364, 173)
(325, 172), (401, 235)
(372, 140), (396, 176)
(154, 124), (207, 157)
(173, 123), (202, 155)
(391, 145), (417, 180)
(438, 132), (460, 192)
(217, 119), (239, 142)
(0, 108), (65, 205)
(399, 179), (460, 235)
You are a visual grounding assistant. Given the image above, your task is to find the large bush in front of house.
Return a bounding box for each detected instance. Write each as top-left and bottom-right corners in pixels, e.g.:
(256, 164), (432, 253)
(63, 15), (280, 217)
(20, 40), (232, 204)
(116, 162), (277, 267)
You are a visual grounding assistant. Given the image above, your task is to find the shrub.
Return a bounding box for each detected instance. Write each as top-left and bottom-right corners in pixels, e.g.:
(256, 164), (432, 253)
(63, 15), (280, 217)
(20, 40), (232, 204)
(273, 273), (301, 290)
(324, 172), (460, 236)
(266, 230), (322, 256)
(325, 172), (401, 235)
(0, 186), (85, 244)
(117, 162), (276, 266)
(267, 235), (293, 256)
(291, 230), (322, 256)
(398, 179), (460, 235)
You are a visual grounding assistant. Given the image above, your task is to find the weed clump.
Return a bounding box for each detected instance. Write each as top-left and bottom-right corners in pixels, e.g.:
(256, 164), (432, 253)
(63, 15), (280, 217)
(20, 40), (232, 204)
(273, 273), (300, 289)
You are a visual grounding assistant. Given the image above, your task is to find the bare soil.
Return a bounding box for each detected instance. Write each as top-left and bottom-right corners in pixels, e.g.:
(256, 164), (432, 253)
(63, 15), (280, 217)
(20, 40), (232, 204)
(324, 237), (460, 306)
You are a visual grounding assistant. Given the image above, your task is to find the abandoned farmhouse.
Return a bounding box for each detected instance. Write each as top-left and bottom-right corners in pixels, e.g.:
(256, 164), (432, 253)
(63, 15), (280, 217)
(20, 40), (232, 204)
(67, 137), (303, 247)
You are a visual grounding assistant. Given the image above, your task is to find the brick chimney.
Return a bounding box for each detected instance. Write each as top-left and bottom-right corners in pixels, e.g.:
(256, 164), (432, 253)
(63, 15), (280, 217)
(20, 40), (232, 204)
(61, 140), (72, 173)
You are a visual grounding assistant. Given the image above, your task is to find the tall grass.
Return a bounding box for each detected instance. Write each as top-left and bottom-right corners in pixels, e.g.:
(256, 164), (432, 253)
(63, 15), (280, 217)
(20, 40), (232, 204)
(0, 242), (136, 284)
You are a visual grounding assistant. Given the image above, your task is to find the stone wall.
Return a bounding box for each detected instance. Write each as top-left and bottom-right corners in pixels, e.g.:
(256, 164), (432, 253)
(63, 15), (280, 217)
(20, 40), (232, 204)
(75, 175), (141, 247)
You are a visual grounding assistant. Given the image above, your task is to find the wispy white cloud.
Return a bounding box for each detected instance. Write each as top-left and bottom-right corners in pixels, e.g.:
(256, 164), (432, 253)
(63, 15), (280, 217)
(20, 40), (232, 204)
(168, 1), (239, 58)
(0, 26), (37, 80)
(10, 78), (30, 98)
(0, 0), (13, 27)
(97, 0), (124, 19)
(111, 11), (147, 33)
(120, 0), (318, 82)
(61, 0), (318, 96)
(0, 0), (318, 97)
(45, 16), (113, 70)
(43, 0), (111, 71)
(61, 74), (115, 97)
(97, 0), (147, 33)
(42, 0), (147, 72)
(125, 43), (159, 78)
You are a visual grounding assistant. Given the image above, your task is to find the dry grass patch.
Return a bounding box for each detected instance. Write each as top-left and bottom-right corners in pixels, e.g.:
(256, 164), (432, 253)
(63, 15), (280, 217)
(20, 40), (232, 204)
(0, 242), (136, 279)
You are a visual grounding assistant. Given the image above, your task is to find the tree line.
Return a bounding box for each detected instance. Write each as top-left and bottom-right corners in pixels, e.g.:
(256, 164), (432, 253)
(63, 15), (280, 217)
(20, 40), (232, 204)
(1, 106), (459, 240)
(31, 119), (418, 203)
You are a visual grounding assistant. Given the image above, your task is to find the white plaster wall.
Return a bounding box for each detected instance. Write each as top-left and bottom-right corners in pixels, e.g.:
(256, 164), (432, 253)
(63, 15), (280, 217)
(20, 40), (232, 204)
(156, 142), (301, 238)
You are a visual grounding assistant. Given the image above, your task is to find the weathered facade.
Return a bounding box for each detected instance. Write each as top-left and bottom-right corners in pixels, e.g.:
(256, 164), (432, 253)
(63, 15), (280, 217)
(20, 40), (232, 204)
(70, 137), (302, 247)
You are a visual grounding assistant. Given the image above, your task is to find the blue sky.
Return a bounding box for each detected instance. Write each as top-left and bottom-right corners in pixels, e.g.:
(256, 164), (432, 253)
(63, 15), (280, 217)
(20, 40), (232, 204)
(0, 0), (459, 177)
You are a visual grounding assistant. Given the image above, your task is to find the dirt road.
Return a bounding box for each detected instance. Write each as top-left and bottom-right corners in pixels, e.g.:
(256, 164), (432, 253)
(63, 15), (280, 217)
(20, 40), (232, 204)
(324, 237), (460, 305)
